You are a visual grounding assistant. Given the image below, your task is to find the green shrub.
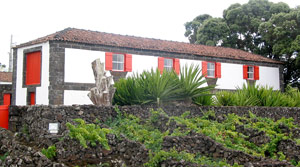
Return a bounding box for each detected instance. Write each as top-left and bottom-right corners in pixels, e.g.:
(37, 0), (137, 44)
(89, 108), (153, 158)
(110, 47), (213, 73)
(215, 83), (300, 107)
(214, 91), (236, 106)
(41, 145), (56, 159)
(285, 85), (300, 107)
(66, 119), (111, 150)
(113, 77), (145, 105)
(193, 93), (214, 106)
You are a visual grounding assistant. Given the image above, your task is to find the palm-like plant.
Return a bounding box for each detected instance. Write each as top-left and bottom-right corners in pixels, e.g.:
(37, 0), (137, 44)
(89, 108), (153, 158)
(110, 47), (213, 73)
(178, 64), (215, 103)
(113, 65), (214, 106)
(138, 69), (181, 105)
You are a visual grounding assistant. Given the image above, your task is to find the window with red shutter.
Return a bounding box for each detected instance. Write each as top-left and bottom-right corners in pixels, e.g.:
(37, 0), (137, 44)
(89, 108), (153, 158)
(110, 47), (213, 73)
(202, 61), (221, 78)
(243, 65), (259, 80)
(26, 51), (41, 85)
(105, 53), (132, 72)
(158, 57), (180, 75)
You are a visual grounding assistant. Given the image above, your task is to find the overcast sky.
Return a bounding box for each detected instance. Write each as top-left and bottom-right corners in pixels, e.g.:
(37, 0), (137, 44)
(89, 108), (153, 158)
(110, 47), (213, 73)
(0, 0), (299, 68)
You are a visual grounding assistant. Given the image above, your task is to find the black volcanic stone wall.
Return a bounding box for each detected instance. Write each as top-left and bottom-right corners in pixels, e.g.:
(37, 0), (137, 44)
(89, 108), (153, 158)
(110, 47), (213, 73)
(5, 105), (300, 166)
(8, 105), (300, 140)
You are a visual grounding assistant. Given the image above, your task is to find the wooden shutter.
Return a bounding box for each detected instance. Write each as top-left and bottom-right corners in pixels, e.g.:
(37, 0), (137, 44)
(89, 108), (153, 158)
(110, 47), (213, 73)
(173, 58), (180, 75)
(3, 93), (11, 105)
(158, 57), (164, 74)
(26, 51), (41, 85)
(125, 54), (132, 72)
(202, 61), (207, 77)
(243, 65), (248, 79)
(30, 92), (35, 105)
(254, 66), (260, 80)
(215, 62), (221, 78)
(105, 52), (113, 71)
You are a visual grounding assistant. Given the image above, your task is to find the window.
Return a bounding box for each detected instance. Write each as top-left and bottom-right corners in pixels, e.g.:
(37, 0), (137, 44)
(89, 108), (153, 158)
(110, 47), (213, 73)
(25, 51), (41, 85)
(158, 57), (180, 74)
(247, 66), (254, 79)
(207, 62), (215, 77)
(112, 54), (124, 71)
(202, 61), (221, 78)
(105, 52), (132, 72)
(243, 65), (259, 80)
(164, 58), (173, 71)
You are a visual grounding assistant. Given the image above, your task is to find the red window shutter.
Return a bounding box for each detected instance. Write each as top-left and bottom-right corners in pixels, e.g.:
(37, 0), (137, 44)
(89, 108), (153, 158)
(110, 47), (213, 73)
(202, 61), (207, 77)
(124, 54), (132, 72)
(254, 66), (260, 80)
(30, 92), (35, 105)
(173, 58), (180, 75)
(105, 52), (113, 71)
(26, 51), (41, 85)
(243, 65), (248, 79)
(3, 93), (11, 105)
(215, 62), (221, 78)
(158, 57), (164, 74)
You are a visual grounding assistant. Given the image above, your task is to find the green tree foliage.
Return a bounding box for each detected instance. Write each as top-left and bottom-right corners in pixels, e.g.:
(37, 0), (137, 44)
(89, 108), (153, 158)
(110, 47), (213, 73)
(259, 7), (300, 87)
(184, 14), (212, 43)
(185, 0), (300, 88)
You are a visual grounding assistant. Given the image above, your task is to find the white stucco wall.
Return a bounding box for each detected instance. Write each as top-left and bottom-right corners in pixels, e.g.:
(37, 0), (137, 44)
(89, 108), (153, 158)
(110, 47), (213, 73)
(65, 48), (106, 83)
(64, 90), (93, 105)
(63, 48), (281, 105)
(15, 42), (50, 105)
(256, 66), (280, 90)
(216, 63), (245, 90)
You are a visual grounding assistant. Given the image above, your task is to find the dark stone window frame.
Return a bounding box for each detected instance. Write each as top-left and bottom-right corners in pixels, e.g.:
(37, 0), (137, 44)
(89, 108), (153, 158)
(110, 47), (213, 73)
(26, 87), (36, 105)
(22, 46), (43, 88)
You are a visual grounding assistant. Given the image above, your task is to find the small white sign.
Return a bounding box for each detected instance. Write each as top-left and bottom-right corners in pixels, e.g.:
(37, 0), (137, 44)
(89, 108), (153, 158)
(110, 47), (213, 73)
(49, 123), (59, 134)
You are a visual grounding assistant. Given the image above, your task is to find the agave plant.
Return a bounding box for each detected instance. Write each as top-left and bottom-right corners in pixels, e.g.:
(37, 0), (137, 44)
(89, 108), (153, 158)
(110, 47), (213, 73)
(178, 64), (215, 103)
(138, 69), (181, 105)
(113, 65), (214, 106)
(113, 76), (145, 105)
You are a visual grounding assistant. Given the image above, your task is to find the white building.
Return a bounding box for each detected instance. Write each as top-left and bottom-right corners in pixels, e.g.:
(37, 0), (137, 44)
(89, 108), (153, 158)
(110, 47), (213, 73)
(12, 28), (283, 105)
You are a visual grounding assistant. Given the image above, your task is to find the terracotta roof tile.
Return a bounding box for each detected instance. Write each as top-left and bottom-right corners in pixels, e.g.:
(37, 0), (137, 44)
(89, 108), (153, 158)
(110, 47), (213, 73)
(16, 28), (282, 64)
(0, 72), (12, 82)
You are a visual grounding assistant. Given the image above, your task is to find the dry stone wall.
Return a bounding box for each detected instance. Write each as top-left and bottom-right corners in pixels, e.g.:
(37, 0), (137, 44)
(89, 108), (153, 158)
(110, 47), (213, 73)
(4, 105), (300, 166)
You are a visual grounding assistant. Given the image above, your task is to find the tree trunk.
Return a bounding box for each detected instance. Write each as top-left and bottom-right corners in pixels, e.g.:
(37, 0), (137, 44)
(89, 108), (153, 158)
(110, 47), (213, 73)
(88, 59), (116, 106)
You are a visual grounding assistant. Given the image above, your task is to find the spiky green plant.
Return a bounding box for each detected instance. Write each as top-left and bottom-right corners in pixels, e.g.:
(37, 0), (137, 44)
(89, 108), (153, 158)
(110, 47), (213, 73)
(214, 91), (236, 106)
(113, 66), (213, 106)
(179, 64), (215, 103)
(138, 69), (181, 105)
(113, 77), (145, 105)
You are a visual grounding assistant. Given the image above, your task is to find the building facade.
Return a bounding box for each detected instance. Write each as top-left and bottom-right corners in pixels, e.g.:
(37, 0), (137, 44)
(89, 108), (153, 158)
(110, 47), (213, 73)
(12, 28), (283, 105)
